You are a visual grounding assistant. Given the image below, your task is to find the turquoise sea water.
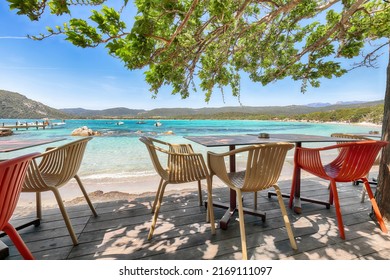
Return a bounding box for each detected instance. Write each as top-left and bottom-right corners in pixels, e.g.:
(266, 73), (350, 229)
(0, 118), (381, 182)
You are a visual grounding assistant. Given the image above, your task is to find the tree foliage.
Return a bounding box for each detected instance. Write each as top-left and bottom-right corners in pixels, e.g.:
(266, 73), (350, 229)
(7, 0), (390, 101)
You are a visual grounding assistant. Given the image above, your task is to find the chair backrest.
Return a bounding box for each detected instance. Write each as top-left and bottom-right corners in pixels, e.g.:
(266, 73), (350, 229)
(241, 142), (294, 192)
(139, 136), (168, 179)
(23, 137), (92, 190)
(140, 136), (208, 183)
(333, 140), (387, 181)
(331, 133), (372, 142)
(331, 133), (380, 165)
(0, 153), (39, 229)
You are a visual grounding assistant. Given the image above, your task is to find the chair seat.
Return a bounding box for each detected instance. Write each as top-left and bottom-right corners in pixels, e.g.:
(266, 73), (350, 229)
(323, 164), (342, 180)
(228, 171), (246, 189)
(41, 173), (62, 187)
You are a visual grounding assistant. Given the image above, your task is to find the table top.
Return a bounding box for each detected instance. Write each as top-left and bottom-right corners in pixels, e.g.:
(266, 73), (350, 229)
(185, 133), (360, 147)
(0, 138), (67, 153)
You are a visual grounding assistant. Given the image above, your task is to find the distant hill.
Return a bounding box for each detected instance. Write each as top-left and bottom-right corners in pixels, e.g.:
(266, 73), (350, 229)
(0, 89), (384, 124)
(0, 90), (72, 119)
(134, 100), (383, 118)
(60, 107), (146, 118)
(306, 102), (332, 107)
(306, 101), (367, 107)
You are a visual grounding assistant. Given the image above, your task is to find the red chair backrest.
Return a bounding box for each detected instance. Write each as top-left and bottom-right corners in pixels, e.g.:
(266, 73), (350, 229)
(335, 141), (388, 181)
(0, 153), (39, 230)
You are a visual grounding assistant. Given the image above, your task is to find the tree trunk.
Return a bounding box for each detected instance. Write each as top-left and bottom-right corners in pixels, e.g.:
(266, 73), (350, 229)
(377, 43), (390, 220)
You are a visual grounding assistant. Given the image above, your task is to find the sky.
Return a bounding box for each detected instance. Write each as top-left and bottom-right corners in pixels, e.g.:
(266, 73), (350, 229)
(0, 2), (388, 111)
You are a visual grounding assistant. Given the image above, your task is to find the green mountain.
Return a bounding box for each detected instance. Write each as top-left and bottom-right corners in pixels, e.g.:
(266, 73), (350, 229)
(137, 101), (383, 118)
(60, 107), (146, 118)
(0, 90), (72, 119)
(0, 89), (384, 124)
(60, 100), (383, 119)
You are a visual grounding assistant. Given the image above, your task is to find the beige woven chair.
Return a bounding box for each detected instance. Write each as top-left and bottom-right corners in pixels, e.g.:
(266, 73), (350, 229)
(208, 142), (297, 260)
(139, 136), (215, 240)
(145, 137), (204, 212)
(22, 137), (97, 245)
(331, 133), (380, 202)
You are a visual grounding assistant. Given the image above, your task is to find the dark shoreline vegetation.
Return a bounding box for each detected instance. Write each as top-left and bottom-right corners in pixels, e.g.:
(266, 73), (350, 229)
(82, 104), (384, 125)
(0, 90), (384, 125)
(172, 104), (384, 124)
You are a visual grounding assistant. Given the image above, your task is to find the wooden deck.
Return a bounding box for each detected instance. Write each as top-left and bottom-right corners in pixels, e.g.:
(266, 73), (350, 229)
(2, 178), (390, 260)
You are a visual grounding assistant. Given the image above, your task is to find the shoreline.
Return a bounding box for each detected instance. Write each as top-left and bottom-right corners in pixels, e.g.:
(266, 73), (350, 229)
(280, 119), (382, 127)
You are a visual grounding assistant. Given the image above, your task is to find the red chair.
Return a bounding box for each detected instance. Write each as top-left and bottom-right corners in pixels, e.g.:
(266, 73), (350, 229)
(0, 153), (39, 260)
(289, 140), (388, 239)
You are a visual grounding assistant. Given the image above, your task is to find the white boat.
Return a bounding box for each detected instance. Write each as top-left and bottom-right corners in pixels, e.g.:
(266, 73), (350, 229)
(51, 122), (66, 128)
(154, 121), (162, 127)
(116, 121), (124, 125)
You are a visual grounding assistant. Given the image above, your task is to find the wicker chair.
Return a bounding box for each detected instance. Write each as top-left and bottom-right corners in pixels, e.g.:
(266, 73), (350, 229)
(1, 153), (39, 260)
(289, 140), (388, 239)
(22, 137), (97, 245)
(208, 142), (297, 260)
(145, 137), (205, 213)
(139, 136), (215, 240)
(331, 133), (380, 202)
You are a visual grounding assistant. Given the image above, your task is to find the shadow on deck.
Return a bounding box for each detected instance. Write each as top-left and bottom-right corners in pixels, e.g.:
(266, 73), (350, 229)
(2, 178), (390, 260)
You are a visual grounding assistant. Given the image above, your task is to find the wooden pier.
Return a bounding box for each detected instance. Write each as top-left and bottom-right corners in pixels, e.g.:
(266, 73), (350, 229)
(2, 121), (48, 130)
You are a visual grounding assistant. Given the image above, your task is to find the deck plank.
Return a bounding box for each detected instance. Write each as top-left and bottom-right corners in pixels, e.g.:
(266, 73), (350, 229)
(1, 178), (389, 260)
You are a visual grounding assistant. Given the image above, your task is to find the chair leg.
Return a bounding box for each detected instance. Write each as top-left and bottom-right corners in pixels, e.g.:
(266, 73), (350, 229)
(329, 184), (334, 206)
(152, 178), (164, 213)
(198, 180), (203, 206)
(289, 165), (298, 209)
(3, 223), (34, 260)
(51, 188), (79, 245)
(206, 177), (216, 235)
(236, 189), (248, 260)
(360, 172), (370, 203)
(254, 191), (258, 210)
(362, 179), (388, 234)
(361, 185), (367, 203)
(74, 175), (97, 217)
(329, 180), (345, 239)
(148, 182), (168, 240)
(274, 185), (297, 250)
(36, 192), (42, 220)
